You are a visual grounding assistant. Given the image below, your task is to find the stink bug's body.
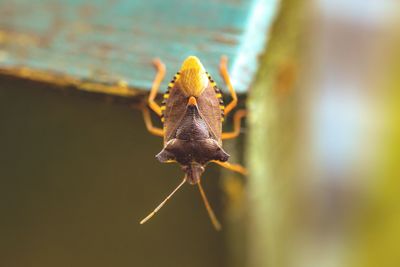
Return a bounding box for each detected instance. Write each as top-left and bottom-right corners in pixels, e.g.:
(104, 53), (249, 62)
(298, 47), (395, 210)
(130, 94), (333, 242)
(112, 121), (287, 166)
(141, 56), (246, 230)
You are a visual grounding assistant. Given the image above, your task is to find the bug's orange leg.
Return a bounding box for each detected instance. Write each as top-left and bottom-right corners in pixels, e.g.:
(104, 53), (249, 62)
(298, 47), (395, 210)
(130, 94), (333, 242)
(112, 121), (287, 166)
(142, 107), (164, 137)
(222, 109), (247, 140)
(219, 56), (238, 116)
(148, 58), (166, 117)
(211, 160), (247, 176)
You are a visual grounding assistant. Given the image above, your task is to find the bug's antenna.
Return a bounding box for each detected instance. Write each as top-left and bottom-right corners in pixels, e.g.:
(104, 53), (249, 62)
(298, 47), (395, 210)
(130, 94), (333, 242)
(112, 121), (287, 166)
(197, 181), (222, 231)
(140, 177), (186, 225)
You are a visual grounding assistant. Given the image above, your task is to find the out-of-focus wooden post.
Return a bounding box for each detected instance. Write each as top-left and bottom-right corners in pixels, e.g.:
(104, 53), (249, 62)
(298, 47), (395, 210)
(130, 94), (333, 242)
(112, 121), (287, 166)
(246, 1), (306, 266)
(349, 38), (400, 267)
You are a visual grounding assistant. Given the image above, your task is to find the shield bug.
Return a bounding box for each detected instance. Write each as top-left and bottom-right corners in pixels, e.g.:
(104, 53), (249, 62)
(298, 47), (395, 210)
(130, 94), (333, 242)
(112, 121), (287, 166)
(140, 56), (247, 230)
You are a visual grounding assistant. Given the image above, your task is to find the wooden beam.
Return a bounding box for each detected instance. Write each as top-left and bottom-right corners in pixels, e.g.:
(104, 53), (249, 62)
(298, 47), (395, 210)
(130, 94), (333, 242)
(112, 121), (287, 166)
(0, 0), (279, 96)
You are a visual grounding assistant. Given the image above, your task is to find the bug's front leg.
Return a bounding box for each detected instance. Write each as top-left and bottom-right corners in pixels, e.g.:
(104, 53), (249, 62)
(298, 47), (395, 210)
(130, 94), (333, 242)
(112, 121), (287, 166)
(142, 58), (166, 137)
(219, 56), (238, 117)
(221, 109), (246, 140)
(142, 106), (164, 137)
(148, 58), (166, 116)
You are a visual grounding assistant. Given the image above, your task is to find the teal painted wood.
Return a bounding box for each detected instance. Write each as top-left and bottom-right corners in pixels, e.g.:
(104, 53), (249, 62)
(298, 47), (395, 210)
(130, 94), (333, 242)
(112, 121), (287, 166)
(0, 0), (278, 93)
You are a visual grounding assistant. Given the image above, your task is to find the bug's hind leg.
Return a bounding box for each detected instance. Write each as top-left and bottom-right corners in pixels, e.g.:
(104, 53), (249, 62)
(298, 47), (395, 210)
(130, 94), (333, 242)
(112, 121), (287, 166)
(148, 58), (166, 116)
(211, 160), (247, 176)
(142, 107), (164, 137)
(219, 56), (238, 116)
(222, 109), (246, 140)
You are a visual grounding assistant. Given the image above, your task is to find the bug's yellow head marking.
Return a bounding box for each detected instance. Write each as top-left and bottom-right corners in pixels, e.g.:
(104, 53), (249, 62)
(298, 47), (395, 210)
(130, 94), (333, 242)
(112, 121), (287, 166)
(179, 56), (209, 97)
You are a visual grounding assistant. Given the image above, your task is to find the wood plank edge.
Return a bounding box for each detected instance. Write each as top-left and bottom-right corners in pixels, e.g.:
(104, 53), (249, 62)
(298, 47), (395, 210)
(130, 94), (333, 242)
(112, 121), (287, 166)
(0, 66), (145, 99)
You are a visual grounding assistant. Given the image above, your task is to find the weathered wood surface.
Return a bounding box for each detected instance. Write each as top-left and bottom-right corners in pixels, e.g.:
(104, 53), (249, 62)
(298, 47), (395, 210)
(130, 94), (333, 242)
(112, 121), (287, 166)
(0, 0), (279, 96)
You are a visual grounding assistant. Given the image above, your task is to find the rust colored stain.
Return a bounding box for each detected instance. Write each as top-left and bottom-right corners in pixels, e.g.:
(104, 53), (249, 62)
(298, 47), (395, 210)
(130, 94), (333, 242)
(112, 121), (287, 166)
(275, 61), (297, 97)
(212, 34), (238, 46)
